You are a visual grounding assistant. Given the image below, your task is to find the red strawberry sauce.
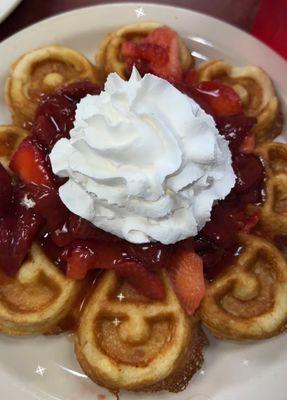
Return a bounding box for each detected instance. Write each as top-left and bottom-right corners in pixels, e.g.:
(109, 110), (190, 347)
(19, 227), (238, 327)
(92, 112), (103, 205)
(0, 77), (264, 286)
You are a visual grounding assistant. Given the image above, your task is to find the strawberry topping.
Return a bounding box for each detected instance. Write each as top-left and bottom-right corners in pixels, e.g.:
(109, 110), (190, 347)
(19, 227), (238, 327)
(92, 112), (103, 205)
(9, 138), (55, 187)
(116, 260), (165, 300)
(192, 81), (243, 117)
(121, 26), (182, 82)
(169, 247), (205, 315)
(0, 77), (266, 309)
(0, 183), (43, 276)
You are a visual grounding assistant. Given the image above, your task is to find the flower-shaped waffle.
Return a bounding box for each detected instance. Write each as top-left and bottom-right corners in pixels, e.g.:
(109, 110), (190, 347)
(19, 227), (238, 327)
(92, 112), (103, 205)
(95, 22), (194, 80)
(200, 234), (287, 340)
(75, 271), (206, 392)
(257, 142), (287, 237)
(198, 60), (282, 144)
(0, 244), (81, 336)
(5, 45), (100, 127)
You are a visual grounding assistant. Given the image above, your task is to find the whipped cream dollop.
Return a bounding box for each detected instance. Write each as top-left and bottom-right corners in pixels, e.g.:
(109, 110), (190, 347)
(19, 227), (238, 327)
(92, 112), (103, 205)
(50, 67), (235, 244)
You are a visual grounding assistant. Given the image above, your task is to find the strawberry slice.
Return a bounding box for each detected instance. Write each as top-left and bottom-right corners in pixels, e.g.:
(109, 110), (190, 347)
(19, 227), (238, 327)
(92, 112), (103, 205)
(169, 248), (205, 315)
(121, 26), (182, 82)
(121, 42), (168, 67)
(25, 184), (71, 247)
(64, 241), (125, 280)
(66, 246), (96, 279)
(116, 260), (165, 300)
(193, 81), (243, 117)
(9, 138), (55, 187)
(0, 184), (43, 276)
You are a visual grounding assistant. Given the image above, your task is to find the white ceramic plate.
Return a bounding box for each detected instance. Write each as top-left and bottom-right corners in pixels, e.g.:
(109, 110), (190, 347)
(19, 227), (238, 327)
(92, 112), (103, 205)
(0, 0), (21, 24)
(0, 3), (286, 400)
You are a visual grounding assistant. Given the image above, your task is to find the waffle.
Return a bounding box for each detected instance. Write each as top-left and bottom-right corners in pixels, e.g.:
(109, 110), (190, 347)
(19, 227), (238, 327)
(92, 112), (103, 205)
(5, 45), (100, 127)
(200, 234), (287, 340)
(198, 60), (282, 144)
(0, 243), (81, 336)
(75, 270), (206, 392)
(0, 23), (286, 394)
(0, 125), (28, 169)
(257, 142), (287, 237)
(95, 22), (194, 80)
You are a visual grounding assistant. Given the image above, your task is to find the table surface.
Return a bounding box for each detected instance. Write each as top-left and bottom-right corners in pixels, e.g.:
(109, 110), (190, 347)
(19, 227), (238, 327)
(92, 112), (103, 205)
(0, 0), (260, 42)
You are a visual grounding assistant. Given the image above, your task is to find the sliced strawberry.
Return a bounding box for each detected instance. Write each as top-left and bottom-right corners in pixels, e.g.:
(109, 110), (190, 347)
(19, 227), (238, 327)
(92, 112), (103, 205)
(121, 42), (168, 67)
(0, 163), (13, 217)
(65, 240), (125, 279)
(116, 260), (165, 300)
(24, 184), (71, 246)
(0, 184), (42, 276)
(193, 81), (243, 117)
(146, 26), (182, 82)
(9, 138), (55, 187)
(239, 132), (256, 154)
(121, 26), (182, 82)
(66, 246), (96, 279)
(169, 248), (205, 315)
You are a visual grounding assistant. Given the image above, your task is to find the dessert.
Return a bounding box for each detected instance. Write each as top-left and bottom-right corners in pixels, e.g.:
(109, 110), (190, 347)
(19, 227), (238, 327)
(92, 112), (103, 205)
(0, 21), (285, 395)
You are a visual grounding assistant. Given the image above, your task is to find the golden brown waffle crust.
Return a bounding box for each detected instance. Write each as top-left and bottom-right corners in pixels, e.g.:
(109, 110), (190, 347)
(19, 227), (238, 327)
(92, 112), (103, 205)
(5, 45), (100, 127)
(75, 271), (205, 392)
(200, 234), (287, 340)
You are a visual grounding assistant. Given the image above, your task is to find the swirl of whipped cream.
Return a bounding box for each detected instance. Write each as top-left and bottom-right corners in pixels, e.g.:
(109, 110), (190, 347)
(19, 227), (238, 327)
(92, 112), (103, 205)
(50, 67), (235, 244)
